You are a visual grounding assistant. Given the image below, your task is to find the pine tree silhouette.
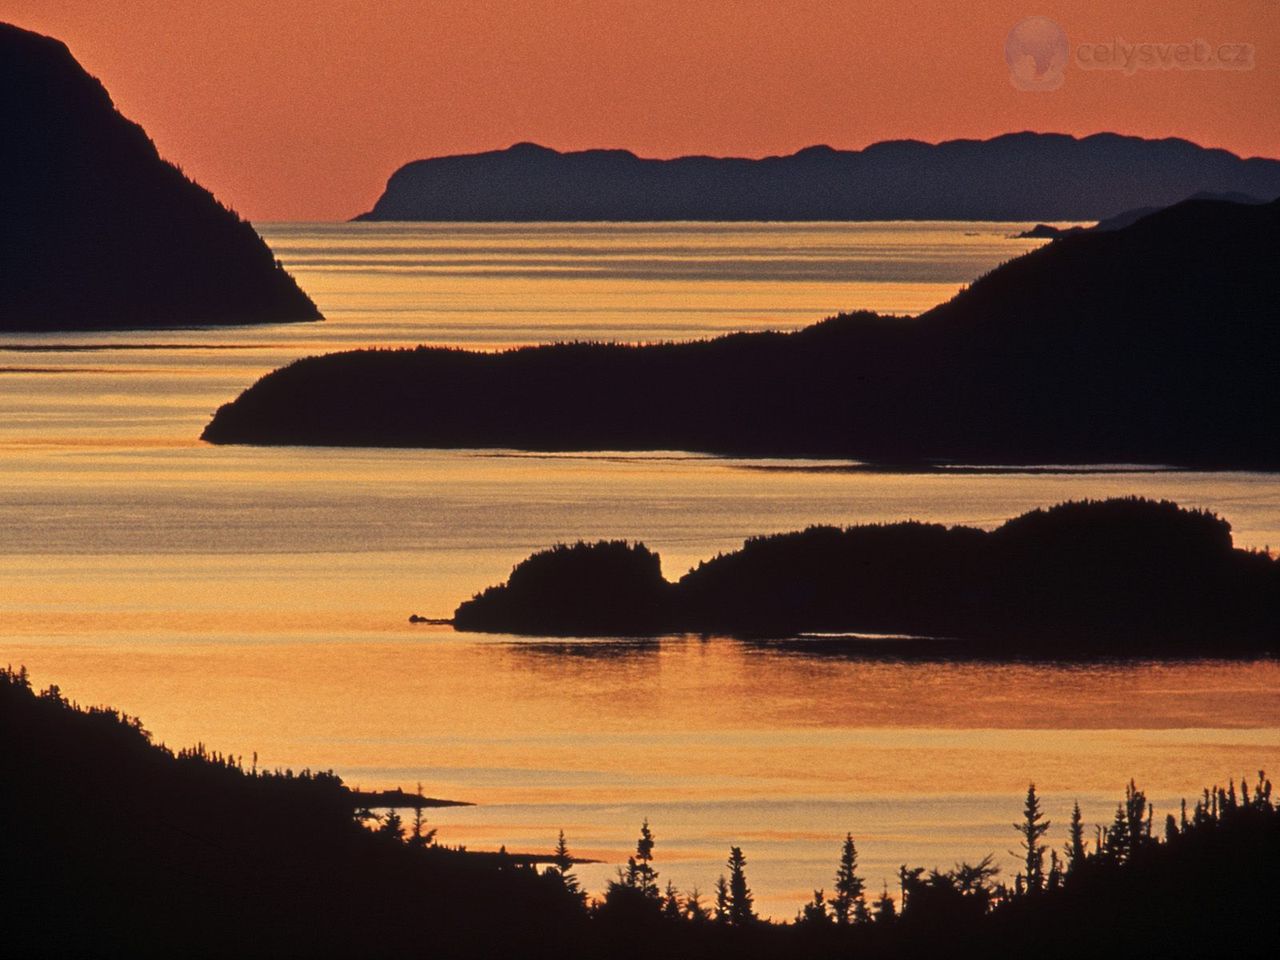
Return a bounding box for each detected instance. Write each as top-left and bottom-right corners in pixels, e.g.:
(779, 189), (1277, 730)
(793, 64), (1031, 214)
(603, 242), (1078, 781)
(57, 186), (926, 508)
(1014, 783), (1050, 893)
(829, 833), (867, 923)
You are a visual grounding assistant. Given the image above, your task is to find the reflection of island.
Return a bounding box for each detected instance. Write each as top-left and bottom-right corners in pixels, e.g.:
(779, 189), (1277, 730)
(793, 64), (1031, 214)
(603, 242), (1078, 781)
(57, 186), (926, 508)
(0, 23), (319, 331)
(203, 196), (1280, 468)
(453, 498), (1279, 652)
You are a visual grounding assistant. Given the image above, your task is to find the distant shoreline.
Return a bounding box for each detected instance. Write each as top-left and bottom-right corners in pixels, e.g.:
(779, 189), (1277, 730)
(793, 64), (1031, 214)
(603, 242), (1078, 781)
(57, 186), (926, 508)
(355, 135), (1280, 222)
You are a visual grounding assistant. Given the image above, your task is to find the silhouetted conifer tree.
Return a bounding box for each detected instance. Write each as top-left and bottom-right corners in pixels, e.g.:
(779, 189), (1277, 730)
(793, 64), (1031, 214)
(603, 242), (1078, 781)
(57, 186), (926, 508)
(726, 847), (756, 926)
(829, 833), (866, 924)
(409, 784), (437, 849)
(1047, 850), (1062, 891)
(1065, 800), (1087, 872)
(622, 819), (660, 899)
(554, 830), (584, 900)
(898, 865), (923, 915)
(872, 884), (897, 924)
(800, 889), (831, 926)
(1253, 770), (1272, 809)
(685, 887), (709, 922)
(1014, 783), (1050, 892)
(1105, 780), (1153, 864)
(379, 808), (404, 842)
(714, 874), (730, 924)
(663, 881), (682, 920)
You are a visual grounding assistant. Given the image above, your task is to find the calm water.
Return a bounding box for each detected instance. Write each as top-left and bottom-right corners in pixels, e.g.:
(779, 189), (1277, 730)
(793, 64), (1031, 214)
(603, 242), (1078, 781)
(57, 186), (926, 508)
(2, 222), (1276, 918)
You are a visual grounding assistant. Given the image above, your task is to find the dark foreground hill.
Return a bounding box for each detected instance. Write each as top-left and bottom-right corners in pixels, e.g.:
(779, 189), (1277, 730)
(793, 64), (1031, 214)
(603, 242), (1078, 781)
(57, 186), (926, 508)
(0, 22), (320, 330)
(453, 498), (1280, 651)
(0, 666), (582, 958)
(356, 134), (1280, 222)
(4, 667), (1278, 959)
(204, 197), (1280, 467)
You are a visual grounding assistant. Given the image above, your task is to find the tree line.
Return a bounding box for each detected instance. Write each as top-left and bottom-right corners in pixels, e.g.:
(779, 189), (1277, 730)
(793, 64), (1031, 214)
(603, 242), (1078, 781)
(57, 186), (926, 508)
(4, 664), (1276, 958)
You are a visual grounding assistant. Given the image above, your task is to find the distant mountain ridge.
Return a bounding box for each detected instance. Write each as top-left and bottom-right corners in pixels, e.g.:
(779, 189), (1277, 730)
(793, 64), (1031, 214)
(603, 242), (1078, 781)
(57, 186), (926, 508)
(357, 134), (1280, 222)
(0, 22), (320, 330)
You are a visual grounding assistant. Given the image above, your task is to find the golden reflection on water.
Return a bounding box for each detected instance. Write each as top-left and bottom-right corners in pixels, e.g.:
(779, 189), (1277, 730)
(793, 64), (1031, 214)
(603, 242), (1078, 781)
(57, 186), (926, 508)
(2, 221), (1277, 917)
(9, 632), (1277, 799)
(8, 634), (1276, 918)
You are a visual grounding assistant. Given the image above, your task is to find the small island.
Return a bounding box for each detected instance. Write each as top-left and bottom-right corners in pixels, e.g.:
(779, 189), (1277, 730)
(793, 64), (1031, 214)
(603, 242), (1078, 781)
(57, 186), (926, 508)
(202, 196), (1280, 468)
(452, 498), (1279, 653)
(0, 23), (320, 331)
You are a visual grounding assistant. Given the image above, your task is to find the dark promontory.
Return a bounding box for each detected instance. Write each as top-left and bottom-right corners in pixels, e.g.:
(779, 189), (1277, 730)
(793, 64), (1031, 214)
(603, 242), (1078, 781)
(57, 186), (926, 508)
(0, 22), (320, 331)
(203, 196), (1280, 468)
(452, 498), (1280, 652)
(356, 134), (1280, 222)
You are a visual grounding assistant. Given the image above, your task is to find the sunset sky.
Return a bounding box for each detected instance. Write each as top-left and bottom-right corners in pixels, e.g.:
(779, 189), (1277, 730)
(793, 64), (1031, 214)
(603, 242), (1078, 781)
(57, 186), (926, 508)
(5, 0), (1277, 220)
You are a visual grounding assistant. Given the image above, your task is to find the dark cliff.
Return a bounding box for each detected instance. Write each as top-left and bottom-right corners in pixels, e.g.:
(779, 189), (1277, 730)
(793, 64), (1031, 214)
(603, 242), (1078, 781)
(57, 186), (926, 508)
(0, 22), (320, 330)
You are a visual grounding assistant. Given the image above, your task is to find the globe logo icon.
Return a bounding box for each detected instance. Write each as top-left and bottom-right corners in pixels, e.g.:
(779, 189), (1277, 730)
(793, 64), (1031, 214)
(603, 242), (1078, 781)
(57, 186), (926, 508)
(1005, 17), (1069, 91)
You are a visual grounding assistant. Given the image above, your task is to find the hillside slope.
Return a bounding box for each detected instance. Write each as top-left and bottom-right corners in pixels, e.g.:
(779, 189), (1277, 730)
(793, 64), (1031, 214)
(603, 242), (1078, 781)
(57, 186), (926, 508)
(0, 22), (320, 330)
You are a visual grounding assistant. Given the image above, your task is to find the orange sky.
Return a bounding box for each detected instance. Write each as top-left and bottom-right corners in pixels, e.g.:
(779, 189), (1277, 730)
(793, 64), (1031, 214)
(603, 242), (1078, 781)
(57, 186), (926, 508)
(4, 0), (1277, 220)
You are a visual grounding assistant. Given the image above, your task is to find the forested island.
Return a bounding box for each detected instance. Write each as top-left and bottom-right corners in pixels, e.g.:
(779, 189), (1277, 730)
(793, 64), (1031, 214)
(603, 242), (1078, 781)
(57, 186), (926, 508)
(452, 498), (1279, 652)
(355, 134), (1280, 222)
(3, 665), (1277, 958)
(203, 196), (1280, 468)
(0, 22), (320, 331)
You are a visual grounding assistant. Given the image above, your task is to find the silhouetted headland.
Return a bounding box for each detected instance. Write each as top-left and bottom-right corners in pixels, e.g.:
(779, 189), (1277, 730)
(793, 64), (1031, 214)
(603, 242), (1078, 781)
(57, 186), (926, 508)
(0, 22), (320, 331)
(355, 134), (1280, 222)
(1015, 189), (1270, 237)
(350, 787), (473, 809)
(4, 666), (1276, 958)
(452, 498), (1279, 652)
(204, 196), (1280, 468)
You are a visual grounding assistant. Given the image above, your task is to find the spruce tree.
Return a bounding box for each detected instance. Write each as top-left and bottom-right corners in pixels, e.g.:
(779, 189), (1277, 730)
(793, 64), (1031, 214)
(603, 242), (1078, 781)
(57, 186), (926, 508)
(872, 884), (897, 924)
(1065, 800), (1087, 873)
(379, 807), (404, 842)
(1013, 783), (1050, 892)
(662, 881), (682, 920)
(829, 833), (866, 924)
(726, 846), (756, 926)
(623, 819), (660, 899)
(554, 830), (583, 899)
(1105, 802), (1130, 862)
(685, 887), (709, 922)
(714, 875), (730, 924)
(409, 784), (437, 849)
(800, 889), (831, 926)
